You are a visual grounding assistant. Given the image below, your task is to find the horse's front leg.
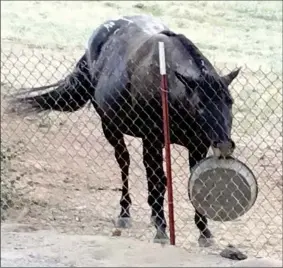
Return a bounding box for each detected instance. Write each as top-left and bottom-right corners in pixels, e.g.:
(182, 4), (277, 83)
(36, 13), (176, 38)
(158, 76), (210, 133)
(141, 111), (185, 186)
(189, 142), (214, 247)
(142, 138), (169, 243)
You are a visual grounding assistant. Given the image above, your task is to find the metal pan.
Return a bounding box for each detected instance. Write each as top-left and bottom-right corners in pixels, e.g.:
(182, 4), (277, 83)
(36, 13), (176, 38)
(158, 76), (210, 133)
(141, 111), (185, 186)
(188, 156), (258, 222)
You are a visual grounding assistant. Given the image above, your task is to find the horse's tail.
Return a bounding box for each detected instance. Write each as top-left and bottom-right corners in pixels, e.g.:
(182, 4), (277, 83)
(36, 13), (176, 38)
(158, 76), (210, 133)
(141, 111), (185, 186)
(10, 53), (93, 113)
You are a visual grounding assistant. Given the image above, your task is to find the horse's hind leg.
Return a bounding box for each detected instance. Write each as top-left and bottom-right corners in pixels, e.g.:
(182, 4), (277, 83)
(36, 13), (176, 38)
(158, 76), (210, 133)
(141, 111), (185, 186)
(102, 123), (132, 228)
(142, 138), (169, 243)
(189, 144), (214, 247)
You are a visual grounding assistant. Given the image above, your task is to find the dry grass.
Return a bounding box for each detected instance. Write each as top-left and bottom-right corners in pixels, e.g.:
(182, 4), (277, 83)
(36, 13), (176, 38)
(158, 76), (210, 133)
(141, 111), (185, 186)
(1, 1), (282, 72)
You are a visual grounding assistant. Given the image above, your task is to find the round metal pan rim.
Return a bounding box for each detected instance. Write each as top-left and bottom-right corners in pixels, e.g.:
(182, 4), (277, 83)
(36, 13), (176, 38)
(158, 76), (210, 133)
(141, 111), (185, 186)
(188, 156), (258, 222)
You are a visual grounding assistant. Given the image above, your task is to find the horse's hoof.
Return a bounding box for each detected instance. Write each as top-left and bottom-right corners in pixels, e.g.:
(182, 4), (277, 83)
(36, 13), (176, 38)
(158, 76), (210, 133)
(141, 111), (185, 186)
(198, 235), (215, 247)
(150, 216), (156, 225)
(153, 229), (169, 244)
(116, 217), (132, 228)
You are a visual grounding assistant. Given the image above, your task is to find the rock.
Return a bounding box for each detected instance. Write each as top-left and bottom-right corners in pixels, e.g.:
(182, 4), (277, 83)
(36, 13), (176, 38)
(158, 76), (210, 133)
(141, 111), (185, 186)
(112, 229), (122, 237)
(220, 244), (247, 260)
(133, 3), (145, 9)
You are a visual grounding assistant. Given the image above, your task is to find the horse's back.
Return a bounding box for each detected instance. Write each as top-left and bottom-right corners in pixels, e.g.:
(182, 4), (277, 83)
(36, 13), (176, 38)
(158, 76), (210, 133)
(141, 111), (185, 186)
(86, 14), (167, 60)
(92, 15), (168, 110)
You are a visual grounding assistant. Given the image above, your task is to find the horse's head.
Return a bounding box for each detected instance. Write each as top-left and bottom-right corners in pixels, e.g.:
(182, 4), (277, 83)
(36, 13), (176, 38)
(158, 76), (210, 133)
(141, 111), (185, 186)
(175, 68), (240, 157)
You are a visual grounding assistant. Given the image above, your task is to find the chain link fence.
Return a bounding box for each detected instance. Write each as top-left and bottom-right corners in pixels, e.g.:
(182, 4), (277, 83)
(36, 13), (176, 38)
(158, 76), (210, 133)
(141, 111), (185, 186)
(1, 47), (282, 259)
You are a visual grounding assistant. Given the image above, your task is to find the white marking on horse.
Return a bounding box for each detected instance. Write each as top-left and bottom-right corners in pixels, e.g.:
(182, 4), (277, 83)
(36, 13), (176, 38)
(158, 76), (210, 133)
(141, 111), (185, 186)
(103, 21), (116, 32)
(120, 17), (133, 24)
(103, 17), (133, 32)
(85, 17), (134, 50)
(114, 28), (120, 35)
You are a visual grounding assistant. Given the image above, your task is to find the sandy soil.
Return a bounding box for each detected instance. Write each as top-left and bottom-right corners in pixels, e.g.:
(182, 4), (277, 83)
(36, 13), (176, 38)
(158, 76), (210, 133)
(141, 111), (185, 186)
(1, 223), (238, 267)
(2, 224), (282, 267)
(1, 46), (282, 262)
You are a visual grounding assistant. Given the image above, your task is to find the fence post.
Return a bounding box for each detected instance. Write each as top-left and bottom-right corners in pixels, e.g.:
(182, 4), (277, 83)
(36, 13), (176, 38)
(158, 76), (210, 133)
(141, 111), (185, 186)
(158, 41), (175, 245)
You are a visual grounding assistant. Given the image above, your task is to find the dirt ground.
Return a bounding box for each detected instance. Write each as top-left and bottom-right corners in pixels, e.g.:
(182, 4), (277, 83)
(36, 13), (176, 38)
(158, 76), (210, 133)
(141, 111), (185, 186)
(2, 224), (282, 267)
(1, 223), (240, 267)
(1, 46), (282, 262)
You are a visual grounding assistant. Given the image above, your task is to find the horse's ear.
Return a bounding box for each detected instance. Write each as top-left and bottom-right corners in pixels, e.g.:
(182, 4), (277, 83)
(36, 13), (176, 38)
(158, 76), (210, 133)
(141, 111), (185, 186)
(221, 68), (241, 86)
(175, 71), (197, 93)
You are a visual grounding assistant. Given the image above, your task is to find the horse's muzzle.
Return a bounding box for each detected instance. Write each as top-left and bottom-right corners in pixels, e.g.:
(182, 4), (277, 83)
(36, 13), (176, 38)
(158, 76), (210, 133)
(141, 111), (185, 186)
(212, 139), (235, 157)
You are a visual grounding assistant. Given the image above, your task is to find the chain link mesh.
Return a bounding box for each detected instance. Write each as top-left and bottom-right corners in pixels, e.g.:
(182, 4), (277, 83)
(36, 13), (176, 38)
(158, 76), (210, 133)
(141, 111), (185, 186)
(1, 47), (282, 259)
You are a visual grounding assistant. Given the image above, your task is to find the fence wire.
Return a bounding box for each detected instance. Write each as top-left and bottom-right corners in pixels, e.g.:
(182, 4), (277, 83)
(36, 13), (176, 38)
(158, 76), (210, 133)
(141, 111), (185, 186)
(1, 48), (282, 259)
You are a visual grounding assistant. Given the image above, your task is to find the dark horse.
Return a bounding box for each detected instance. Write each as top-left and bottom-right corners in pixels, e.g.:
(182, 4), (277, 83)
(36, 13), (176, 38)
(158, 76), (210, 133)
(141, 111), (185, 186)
(11, 15), (240, 245)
